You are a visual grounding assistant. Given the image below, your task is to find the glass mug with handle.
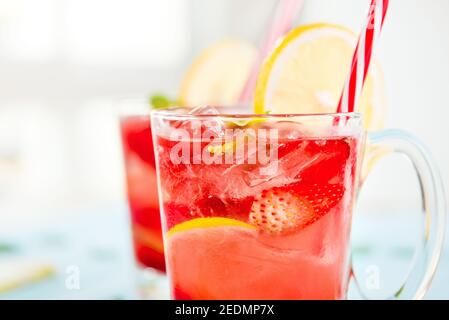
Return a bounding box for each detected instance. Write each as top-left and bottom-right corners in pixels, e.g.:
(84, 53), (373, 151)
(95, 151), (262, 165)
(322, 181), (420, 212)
(151, 109), (445, 300)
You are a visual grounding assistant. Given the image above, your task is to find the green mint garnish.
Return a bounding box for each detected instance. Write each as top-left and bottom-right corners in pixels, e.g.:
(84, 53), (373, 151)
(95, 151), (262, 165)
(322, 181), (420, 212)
(150, 94), (177, 110)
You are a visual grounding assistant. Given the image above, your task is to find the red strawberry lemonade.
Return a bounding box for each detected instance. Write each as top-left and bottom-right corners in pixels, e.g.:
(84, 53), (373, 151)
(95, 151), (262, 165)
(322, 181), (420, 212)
(120, 116), (165, 272)
(153, 112), (362, 300)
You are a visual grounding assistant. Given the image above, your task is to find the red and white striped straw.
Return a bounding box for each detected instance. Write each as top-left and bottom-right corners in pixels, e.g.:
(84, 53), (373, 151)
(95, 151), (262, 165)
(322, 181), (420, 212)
(337, 0), (389, 113)
(239, 0), (305, 104)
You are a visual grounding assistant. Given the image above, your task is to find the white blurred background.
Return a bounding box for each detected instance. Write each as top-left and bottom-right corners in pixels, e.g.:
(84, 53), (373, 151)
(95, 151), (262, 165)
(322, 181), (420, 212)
(0, 0), (448, 223)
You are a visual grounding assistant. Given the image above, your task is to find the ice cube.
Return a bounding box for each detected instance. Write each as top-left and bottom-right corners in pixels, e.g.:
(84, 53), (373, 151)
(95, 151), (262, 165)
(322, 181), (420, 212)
(189, 106), (220, 115)
(191, 106), (225, 139)
(241, 141), (325, 190)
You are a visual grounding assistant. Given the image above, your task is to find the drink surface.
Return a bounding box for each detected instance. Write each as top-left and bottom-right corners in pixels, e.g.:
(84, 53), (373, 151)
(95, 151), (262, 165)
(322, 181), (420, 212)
(120, 116), (165, 272)
(155, 120), (361, 299)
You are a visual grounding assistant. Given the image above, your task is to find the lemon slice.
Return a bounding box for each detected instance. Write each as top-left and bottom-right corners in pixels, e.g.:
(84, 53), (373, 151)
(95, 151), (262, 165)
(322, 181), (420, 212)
(167, 217), (255, 238)
(254, 23), (386, 131)
(179, 39), (257, 107)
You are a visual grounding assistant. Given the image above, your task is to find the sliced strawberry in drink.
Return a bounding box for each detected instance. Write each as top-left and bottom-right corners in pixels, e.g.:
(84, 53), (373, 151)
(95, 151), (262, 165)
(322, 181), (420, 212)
(250, 190), (313, 235)
(249, 184), (345, 234)
(289, 183), (345, 214)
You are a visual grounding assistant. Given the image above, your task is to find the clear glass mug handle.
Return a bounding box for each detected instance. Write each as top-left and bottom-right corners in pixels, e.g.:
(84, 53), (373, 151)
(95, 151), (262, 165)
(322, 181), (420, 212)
(353, 129), (446, 300)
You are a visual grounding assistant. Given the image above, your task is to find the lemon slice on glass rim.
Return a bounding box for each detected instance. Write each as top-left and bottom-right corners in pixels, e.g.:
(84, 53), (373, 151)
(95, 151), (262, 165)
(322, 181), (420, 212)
(254, 23), (386, 131)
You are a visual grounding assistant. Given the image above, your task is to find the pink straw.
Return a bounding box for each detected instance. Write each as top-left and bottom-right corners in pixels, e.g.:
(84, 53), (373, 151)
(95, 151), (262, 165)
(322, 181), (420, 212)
(337, 0), (389, 113)
(239, 0), (305, 104)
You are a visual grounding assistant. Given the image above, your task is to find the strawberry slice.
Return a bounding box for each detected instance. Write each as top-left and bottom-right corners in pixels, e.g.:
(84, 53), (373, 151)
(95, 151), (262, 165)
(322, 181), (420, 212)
(289, 183), (346, 215)
(249, 184), (345, 234)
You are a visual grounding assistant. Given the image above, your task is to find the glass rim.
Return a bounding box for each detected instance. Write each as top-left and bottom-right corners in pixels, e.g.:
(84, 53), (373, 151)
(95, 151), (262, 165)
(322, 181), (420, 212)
(151, 108), (362, 121)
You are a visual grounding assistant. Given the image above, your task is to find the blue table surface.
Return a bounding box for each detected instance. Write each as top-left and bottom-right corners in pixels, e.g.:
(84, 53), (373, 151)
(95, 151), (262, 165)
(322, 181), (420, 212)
(0, 203), (448, 300)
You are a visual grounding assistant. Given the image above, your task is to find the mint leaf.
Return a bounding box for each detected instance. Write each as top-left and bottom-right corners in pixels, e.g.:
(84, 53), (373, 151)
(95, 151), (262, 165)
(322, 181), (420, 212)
(150, 94), (177, 110)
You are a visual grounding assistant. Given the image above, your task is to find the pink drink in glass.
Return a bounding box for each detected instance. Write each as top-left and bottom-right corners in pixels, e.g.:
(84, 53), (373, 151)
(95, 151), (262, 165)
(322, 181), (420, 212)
(120, 116), (165, 272)
(152, 112), (362, 300)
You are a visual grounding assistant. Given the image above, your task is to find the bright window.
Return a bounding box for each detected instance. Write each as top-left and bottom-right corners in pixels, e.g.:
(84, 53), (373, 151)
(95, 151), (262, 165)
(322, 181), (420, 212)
(65, 0), (190, 67)
(0, 0), (190, 66)
(0, 0), (56, 61)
